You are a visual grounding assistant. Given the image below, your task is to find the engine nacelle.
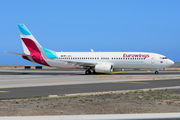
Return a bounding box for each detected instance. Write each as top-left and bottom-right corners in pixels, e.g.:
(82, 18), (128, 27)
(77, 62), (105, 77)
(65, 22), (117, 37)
(95, 63), (113, 73)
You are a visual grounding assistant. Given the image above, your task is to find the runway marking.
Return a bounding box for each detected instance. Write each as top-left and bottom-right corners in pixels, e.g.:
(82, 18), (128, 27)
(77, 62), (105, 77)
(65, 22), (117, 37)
(4, 82), (19, 84)
(78, 79), (89, 81)
(3, 79), (91, 85)
(60, 79), (89, 82)
(112, 81), (149, 84)
(60, 80), (73, 81)
(43, 80), (58, 82)
(24, 81), (38, 83)
(111, 71), (124, 74)
(127, 82), (149, 84)
(0, 91), (9, 93)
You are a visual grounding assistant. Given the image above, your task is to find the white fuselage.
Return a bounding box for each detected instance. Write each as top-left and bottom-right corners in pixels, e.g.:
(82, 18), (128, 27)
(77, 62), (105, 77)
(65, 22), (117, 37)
(44, 52), (174, 70)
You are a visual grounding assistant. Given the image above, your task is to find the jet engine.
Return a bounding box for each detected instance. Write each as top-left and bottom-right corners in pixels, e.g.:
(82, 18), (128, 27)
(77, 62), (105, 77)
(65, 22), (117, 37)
(95, 63), (113, 73)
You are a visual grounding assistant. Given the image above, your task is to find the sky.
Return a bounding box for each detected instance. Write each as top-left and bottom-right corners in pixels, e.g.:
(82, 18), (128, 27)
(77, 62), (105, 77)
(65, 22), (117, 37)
(0, 0), (180, 65)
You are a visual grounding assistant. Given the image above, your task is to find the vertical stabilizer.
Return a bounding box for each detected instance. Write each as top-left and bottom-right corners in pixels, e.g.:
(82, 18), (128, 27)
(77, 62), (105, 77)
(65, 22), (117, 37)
(18, 24), (50, 66)
(18, 24), (48, 59)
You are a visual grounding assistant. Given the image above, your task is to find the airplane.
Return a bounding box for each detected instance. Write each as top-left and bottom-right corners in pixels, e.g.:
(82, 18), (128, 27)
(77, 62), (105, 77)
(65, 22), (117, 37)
(6, 24), (174, 75)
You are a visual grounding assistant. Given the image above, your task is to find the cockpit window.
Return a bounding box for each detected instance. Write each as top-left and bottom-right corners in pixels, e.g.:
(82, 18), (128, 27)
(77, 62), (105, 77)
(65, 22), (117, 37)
(160, 57), (168, 59)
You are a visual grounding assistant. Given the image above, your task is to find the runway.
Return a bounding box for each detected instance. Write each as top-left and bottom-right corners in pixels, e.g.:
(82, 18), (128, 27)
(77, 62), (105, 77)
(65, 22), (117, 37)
(0, 69), (180, 99)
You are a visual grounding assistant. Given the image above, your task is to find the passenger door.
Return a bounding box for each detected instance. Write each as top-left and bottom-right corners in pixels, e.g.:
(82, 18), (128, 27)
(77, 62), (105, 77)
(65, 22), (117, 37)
(151, 56), (155, 64)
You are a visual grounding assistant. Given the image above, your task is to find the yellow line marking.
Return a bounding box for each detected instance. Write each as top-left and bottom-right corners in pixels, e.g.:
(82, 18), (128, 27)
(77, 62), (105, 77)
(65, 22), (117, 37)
(127, 82), (149, 84)
(60, 80), (73, 81)
(60, 79), (89, 81)
(0, 91), (9, 93)
(77, 79), (89, 81)
(42, 80), (58, 82)
(4, 82), (19, 84)
(24, 81), (38, 83)
(112, 81), (149, 84)
(3, 79), (91, 84)
(111, 72), (124, 74)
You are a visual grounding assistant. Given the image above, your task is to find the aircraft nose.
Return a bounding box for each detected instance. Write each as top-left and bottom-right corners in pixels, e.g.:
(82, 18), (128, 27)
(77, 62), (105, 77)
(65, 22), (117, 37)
(168, 60), (174, 65)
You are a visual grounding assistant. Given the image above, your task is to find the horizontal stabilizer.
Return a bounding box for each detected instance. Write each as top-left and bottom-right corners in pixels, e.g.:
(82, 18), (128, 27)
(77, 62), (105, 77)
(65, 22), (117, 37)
(5, 51), (33, 57)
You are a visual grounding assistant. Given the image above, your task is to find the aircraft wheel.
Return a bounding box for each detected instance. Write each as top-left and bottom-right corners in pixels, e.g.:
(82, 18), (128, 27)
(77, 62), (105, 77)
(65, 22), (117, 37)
(155, 71), (159, 74)
(85, 70), (91, 75)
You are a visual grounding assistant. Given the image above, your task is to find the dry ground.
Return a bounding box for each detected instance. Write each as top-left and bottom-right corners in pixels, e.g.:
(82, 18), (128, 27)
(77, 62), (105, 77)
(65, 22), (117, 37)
(0, 89), (180, 116)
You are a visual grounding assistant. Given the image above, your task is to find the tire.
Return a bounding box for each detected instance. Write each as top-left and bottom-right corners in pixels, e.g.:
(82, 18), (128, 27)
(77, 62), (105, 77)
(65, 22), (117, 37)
(155, 71), (159, 74)
(85, 70), (91, 75)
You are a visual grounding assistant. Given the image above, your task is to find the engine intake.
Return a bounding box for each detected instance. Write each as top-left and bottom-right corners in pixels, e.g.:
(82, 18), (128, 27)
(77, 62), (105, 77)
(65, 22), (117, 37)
(95, 63), (113, 73)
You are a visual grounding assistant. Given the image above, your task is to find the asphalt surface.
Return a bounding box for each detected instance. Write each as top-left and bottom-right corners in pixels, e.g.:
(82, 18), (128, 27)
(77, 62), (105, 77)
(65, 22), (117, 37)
(0, 69), (180, 99)
(1, 69), (180, 75)
(0, 79), (180, 99)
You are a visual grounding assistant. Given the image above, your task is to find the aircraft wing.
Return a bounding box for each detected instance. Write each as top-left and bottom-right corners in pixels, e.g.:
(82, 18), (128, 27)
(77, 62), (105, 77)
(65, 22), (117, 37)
(5, 51), (33, 57)
(61, 60), (97, 67)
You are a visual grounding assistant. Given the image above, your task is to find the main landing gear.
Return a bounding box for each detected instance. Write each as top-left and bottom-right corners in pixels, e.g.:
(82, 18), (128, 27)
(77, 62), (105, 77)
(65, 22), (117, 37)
(85, 69), (91, 75)
(155, 71), (159, 74)
(85, 69), (97, 75)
